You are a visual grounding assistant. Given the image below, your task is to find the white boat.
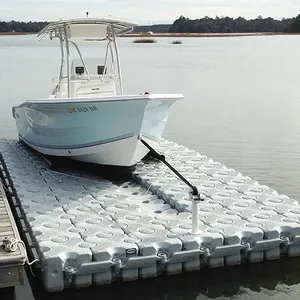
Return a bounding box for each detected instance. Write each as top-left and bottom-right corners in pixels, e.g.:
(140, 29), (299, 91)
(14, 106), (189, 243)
(12, 18), (183, 167)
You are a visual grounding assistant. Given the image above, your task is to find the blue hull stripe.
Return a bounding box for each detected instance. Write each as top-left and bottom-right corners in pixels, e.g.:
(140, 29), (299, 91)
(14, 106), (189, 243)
(19, 132), (135, 150)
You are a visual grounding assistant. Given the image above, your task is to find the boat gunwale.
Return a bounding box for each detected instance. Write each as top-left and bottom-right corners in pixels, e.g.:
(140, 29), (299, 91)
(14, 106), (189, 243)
(13, 94), (184, 108)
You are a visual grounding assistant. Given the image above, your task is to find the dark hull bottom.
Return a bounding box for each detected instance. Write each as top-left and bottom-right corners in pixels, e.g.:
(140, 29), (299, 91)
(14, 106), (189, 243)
(48, 155), (136, 180)
(19, 140), (136, 181)
(46, 155), (137, 181)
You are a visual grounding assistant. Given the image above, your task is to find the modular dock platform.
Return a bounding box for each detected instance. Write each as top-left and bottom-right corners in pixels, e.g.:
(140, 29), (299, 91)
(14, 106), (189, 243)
(0, 178), (26, 289)
(1, 138), (300, 292)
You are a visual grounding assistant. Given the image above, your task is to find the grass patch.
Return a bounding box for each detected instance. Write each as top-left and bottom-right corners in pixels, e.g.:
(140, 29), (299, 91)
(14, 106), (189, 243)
(133, 38), (157, 43)
(172, 40), (182, 44)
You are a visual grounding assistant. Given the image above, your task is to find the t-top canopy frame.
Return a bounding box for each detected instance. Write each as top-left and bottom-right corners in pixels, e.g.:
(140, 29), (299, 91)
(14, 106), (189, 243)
(38, 18), (137, 40)
(38, 18), (137, 98)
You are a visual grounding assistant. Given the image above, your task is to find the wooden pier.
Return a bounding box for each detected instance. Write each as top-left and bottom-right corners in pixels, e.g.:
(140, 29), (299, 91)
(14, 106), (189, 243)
(0, 182), (26, 289)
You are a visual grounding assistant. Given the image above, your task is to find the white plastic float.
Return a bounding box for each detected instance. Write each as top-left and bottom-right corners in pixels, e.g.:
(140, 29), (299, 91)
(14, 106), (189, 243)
(0, 139), (300, 292)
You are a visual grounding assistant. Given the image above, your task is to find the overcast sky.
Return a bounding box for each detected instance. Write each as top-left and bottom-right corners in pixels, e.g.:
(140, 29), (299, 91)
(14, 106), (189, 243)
(1, 0), (300, 24)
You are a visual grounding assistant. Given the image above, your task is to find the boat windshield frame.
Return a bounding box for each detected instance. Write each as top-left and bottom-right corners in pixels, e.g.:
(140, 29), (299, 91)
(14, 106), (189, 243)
(38, 19), (136, 97)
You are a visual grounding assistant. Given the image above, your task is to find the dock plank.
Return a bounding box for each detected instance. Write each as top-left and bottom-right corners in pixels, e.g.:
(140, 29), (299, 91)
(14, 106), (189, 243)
(0, 215), (10, 221)
(0, 233), (14, 240)
(0, 182), (25, 288)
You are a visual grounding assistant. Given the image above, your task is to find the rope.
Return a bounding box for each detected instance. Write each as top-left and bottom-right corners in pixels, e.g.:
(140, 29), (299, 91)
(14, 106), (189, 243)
(2, 237), (40, 266)
(0, 178), (40, 276)
(143, 171), (165, 196)
(2, 236), (18, 252)
(42, 168), (106, 185)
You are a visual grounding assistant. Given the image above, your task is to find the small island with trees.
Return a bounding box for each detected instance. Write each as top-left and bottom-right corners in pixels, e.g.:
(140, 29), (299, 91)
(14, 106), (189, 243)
(0, 14), (300, 35)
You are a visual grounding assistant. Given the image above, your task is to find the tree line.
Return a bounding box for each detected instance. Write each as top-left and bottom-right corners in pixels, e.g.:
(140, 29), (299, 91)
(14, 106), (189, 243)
(0, 21), (48, 32)
(169, 15), (300, 33)
(286, 14), (300, 32)
(0, 15), (300, 33)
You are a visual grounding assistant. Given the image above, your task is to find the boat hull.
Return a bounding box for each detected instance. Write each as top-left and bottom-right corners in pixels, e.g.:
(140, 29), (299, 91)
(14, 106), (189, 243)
(13, 94), (182, 167)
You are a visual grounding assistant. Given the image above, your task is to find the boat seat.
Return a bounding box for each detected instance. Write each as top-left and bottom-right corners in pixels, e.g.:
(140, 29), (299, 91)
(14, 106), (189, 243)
(50, 58), (116, 98)
(71, 58), (113, 80)
(70, 58), (116, 97)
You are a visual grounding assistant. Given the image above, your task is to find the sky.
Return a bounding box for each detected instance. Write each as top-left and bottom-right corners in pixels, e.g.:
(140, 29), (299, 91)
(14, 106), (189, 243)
(1, 0), (300, 25)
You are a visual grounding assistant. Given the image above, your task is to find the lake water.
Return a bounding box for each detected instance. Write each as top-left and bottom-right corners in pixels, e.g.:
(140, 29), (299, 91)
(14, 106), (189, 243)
(1, 34), (300, 299)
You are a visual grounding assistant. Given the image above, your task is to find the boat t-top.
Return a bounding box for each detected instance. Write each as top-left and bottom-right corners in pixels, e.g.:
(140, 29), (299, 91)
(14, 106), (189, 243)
(12, 18), (183, 168)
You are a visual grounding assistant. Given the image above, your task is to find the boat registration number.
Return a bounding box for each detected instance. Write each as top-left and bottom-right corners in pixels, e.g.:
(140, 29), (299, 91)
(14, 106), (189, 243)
(66, 106), (99, 113)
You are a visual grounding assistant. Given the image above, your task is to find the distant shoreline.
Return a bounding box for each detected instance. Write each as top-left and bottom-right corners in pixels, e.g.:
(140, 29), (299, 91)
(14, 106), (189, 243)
(0, 32), (299, 37)
(123, 32), (300, 38)
(0, 32), (36, 35)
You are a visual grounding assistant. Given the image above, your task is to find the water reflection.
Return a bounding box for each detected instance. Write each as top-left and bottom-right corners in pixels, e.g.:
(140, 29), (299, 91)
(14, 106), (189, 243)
(4, 35), (300, 300)
(29, 256), (300, 300)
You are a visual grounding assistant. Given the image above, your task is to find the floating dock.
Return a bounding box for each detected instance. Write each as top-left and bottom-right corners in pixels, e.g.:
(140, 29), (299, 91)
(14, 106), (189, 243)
(1, 138), (300, 293)
(0, 176), (26, 289)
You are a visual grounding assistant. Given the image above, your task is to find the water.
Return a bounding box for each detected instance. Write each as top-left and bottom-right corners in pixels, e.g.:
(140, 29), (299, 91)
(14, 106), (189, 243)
(1, 34), (300, 299)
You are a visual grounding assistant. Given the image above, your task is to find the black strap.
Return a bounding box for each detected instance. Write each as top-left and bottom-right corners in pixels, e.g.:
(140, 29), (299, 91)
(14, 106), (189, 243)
(140, 138), (203, 200)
